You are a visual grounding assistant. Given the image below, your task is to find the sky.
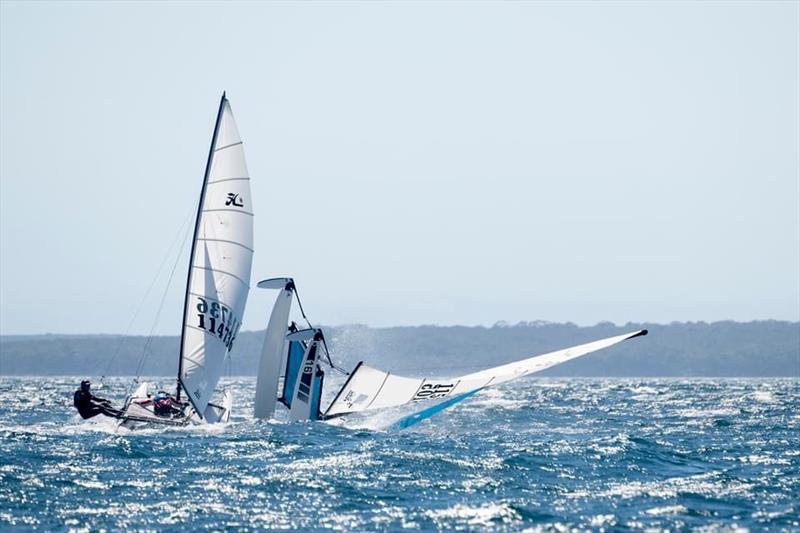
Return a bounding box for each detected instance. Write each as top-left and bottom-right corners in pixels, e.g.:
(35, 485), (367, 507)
(1, 1), (798, 335)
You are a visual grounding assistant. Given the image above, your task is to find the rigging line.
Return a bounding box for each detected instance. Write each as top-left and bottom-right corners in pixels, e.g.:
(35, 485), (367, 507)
(319, 335), (336, 370)
(101, 205), (195, 383)
(292, 284), (314, 330)
(133, 213), (195, 383)
(320, 336), (349, 375)
(292, 286), (348, 375)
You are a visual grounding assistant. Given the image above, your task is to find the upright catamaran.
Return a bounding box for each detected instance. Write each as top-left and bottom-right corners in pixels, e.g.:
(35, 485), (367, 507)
(117, 93), (253, 428)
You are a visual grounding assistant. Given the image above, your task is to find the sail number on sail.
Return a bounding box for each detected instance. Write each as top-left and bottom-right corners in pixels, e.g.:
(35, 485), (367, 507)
(412, 383), (456, 401)
(195, 296), (241, 350)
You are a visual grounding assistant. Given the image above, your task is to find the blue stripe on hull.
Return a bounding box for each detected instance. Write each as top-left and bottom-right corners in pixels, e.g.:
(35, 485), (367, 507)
(280, 341), (306, 408)
(391, 388), (482, 430)
(310, 373), (323, 421)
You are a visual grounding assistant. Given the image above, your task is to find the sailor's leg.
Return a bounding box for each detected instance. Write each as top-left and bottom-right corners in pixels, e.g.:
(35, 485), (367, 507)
(79, 406), (104, 419)
(99, 405), (124, 418)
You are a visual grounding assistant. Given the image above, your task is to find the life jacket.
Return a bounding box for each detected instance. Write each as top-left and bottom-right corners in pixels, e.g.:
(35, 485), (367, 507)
(74, 390), (91, 408)
(153, 393), (173, 416)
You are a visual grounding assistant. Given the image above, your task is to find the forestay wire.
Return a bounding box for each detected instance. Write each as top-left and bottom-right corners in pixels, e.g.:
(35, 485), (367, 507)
(132, 212), (195, 386)
(101, 206), (195, 387)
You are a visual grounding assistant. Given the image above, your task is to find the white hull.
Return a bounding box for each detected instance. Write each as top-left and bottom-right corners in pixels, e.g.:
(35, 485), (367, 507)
(116, 383), (232, 431)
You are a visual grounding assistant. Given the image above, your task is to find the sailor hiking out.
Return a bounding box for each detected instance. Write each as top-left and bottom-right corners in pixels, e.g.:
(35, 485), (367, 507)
(73, 380), (123, 419)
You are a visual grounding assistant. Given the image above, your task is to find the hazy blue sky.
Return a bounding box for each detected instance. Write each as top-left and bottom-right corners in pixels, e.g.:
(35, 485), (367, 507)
(1, 1), (798, 335)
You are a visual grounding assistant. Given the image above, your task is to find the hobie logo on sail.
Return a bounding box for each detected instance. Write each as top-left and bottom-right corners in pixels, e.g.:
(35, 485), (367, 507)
(225, 193), (244, 207)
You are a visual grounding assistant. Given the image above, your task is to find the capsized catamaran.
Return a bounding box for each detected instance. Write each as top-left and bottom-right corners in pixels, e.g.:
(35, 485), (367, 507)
(253, 278), (647, 428)
(253, 278), (337, 422)
(326, 329), (648, 429)
(115, 93), (254, 429)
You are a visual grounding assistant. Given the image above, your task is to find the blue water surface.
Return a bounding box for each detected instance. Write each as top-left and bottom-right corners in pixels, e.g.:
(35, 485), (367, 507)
(1, 377), (798, 531)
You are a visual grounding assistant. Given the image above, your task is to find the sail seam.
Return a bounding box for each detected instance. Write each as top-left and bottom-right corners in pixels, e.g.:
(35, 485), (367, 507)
(184, 324), (225, 343)
(181, 344), (207, 366)
(192, 265), (250, 288)
(408, 378), (427, 403)
(214, 141), (243, 152)
(207, 177), (250, 185)
(196, 237), (255, 253)
(203, 208), (254, 216)
(483, 377), (496, 388)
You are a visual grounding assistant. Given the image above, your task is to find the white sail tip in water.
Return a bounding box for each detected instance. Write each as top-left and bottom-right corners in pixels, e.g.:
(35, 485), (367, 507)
(323, 329), (650, 420)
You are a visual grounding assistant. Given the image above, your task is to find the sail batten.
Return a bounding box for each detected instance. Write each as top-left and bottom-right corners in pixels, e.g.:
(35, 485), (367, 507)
(178, 94), (254, 416)
(215, 141), (243, 152)
(196, 238), (255, 252)
(202, 209), (255, 216)
(191, 266), (251, 288)
(207, 177), (250, 184)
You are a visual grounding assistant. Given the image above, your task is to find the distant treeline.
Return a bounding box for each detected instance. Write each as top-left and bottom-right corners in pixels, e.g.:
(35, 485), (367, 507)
(1, 321), (798, 377)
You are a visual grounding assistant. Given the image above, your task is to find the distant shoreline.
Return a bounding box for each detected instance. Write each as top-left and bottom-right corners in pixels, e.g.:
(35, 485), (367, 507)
(2, 320), (798, 377)
(2, 319), (798, 340)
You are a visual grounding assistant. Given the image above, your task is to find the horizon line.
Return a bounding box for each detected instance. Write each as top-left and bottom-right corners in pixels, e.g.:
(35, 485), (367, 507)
(1, 318), (798, 338)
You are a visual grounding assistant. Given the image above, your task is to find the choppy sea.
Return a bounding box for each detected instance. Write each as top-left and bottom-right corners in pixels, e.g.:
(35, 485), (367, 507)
(0, 377), (798, 531)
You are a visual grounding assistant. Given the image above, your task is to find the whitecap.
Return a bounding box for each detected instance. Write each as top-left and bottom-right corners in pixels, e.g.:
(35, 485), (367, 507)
(425, 502), (521, 527)
(645, 505), (687, 516)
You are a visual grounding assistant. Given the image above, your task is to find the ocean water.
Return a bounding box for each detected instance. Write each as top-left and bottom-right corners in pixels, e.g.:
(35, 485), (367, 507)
(0, 377), (797, 531)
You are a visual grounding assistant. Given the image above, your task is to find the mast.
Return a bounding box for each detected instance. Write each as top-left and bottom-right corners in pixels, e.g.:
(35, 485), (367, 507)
(176, 92), (227, 402)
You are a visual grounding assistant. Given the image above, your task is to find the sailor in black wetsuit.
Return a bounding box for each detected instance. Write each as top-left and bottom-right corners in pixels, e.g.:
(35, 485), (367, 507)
(73, 380), (123, 419)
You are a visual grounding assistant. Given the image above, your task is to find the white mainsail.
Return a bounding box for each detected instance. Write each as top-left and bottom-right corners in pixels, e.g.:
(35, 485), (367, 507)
(324, 329), (648, 418)
(178, 94), (254, 417)
(254, 278), (295, 419)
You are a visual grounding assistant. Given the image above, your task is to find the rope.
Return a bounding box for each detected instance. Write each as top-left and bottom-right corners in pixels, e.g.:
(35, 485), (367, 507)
(320, 336), (350, 375)
(292, 286), (349, 376)
(132, 213), (194, 387)
(292, 283), (314, 330)
(101, 207), (195, 385)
